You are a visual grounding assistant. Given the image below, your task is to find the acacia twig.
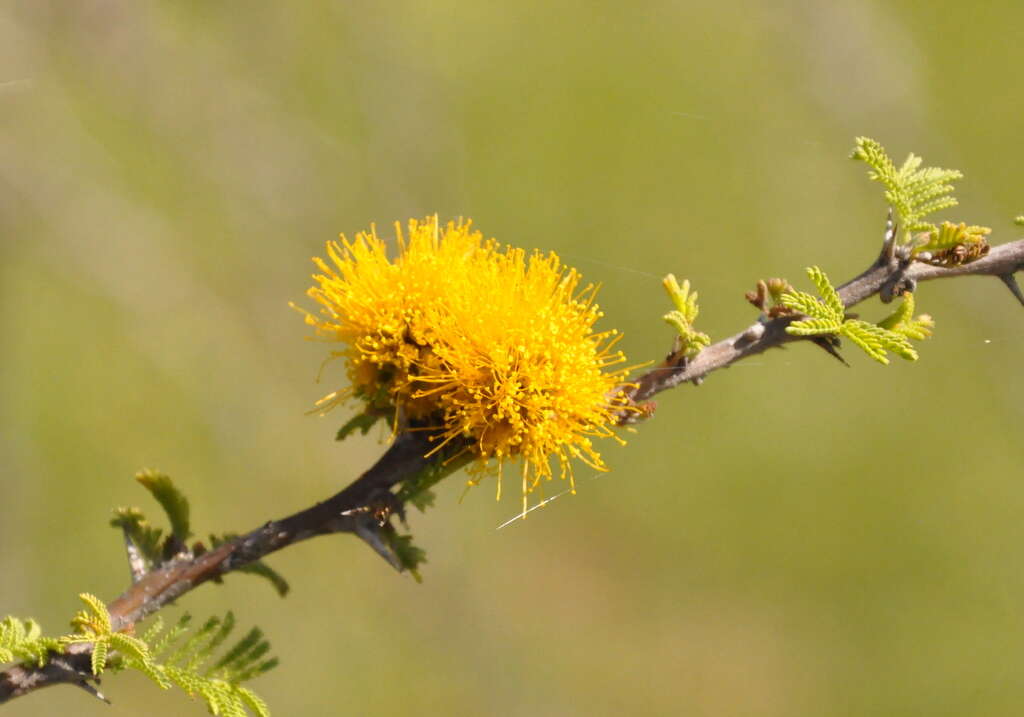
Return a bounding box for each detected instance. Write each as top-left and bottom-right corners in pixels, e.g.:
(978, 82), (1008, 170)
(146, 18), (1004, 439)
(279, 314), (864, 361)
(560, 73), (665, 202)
(0, 430), (438, 703)
(623, 233), (1024, 411)
(2, 225), (1022, 704)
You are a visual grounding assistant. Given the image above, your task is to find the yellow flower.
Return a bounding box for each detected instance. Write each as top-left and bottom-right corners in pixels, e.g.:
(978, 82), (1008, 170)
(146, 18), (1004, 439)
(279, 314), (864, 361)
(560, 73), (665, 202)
(298, 215), (630, 510)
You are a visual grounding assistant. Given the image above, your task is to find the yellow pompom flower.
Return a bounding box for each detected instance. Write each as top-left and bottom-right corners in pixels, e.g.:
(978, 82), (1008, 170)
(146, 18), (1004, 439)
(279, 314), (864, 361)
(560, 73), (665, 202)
(298, 215), (630, 510)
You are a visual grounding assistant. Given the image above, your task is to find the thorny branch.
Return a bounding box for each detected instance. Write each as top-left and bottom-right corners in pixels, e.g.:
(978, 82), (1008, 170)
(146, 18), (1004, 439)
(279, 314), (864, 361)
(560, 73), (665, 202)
(2, 216), (1023, 704)
(0, 430), (439, 703)
(623, 220), (1024, 411)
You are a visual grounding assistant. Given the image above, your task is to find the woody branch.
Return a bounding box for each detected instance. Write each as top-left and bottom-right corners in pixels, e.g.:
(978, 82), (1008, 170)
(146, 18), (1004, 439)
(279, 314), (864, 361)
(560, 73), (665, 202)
(3, 219), (1023, 704)
(624, 224), (1024, 409)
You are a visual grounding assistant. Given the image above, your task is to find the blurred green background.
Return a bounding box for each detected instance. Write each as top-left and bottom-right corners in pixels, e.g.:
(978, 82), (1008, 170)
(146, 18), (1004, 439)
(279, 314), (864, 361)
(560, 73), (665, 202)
(2, 2), (1023, 715)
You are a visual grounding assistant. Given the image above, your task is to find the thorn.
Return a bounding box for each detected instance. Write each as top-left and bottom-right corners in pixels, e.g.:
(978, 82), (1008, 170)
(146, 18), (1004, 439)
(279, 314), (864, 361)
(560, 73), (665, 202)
(352, 517), (403, 571)
(878, 208), (897, 263)
(811, 336), (849, 366)
(121, 528), (148, 584)
(73, 679), (110, 704)
(998, 273), (1024, 307)
(48, 654), (111, 703)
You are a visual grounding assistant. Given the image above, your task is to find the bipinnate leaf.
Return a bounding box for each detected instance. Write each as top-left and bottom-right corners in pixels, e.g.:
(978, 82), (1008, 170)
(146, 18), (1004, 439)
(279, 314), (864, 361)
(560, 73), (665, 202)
(4, 597), (276, 715)
(110, 507), (165, 566)
(787, 317), (843, 336)
(135, 470), (192, 544)
(807, 266), (844, 318)
(662, 274), (711, 358)
(336, 412), (382, 441)
(782, 266), (927, 365)
(209, 534), (290, 597)
(0, 616), (59, 667)
(851, 137), (964, 239)
(877, 293), (935, 341)
(91, 639), (108, 675)
(842, 320), (917, 365)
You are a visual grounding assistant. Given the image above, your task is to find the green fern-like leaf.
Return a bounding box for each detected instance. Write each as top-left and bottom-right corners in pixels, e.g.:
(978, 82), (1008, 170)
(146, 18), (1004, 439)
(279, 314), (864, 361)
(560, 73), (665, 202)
(69, 593), (112, 637)
(842, 320), (917, 365)
(336, 412), (383, 441)
(173, 615), (225, 671)
(91, 638), (108, 676)
(208, 535), (290, 597)
(779, 268), (845, 329)
(877, 293), (935, 341)
(807, 266), (844, 318)
(0, 616), (60, 667)
(780, 293), (838, 324)
(912, 221), (992, 266)
(840, 320), (890, 364)
(662, 274), (711, 358)
(782, 266), (925, 365)
(149, 614), (194, 657)
(236, 686), (272, 717)
(233, 655), (280, 684)
(136, 657), (172, 688)
(915, 221), (990, 254)
(851, 137), (963, 240)
(143, 612), (277, 716)
(787, 317), (843, 335)
(200, 612), (236, 661)
(110, 507), (165, 567)
(209, 627), (264, 674)
(109, 632), (152, 665)
(237, 562), (290, 598)
(161, 664), (205, 700)
(6, 597), (275, 715)
(386, 529), (427, 582)
(396, 451), (474, 513)
(114, 476), (290, 598)
(406, 488), (436, 512)
(135, 470), (192, 544)
(213, 633), (271, 685)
